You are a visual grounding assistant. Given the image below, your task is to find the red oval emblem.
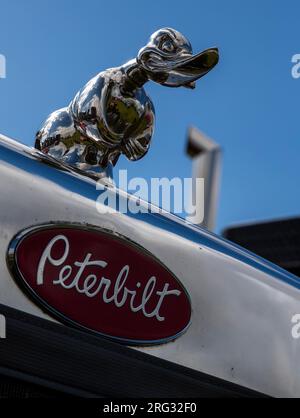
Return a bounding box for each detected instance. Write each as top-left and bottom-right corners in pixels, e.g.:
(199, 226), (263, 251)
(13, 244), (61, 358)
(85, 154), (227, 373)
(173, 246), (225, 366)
(7, 224), (191, 345)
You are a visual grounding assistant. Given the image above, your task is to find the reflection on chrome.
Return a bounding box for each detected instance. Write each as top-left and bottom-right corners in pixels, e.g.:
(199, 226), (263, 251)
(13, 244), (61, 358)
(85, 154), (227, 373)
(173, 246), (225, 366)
(35, 28), (219, 177)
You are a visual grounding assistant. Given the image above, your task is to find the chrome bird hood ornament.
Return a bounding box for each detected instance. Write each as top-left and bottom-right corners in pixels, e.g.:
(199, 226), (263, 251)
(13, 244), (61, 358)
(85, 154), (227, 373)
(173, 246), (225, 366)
(35, 28), (219, 177)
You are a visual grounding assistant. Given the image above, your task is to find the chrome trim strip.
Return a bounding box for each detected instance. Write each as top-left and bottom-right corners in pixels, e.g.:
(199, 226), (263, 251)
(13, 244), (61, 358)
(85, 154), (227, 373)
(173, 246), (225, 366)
(1, 134), (299, 291)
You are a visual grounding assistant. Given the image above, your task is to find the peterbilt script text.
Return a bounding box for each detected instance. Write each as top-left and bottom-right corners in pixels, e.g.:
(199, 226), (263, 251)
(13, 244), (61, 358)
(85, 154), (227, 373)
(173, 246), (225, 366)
(37, 235), (181, 322)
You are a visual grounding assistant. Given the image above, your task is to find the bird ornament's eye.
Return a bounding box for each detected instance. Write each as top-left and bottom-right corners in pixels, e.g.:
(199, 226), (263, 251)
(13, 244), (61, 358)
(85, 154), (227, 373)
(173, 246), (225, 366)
(159, 35), (176, 53)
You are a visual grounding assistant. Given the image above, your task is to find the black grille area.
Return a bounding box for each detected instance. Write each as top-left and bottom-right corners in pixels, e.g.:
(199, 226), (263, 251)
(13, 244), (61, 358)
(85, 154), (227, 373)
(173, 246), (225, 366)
(0, 375), (67, 398)
(0, 303), (267, 398)
(224, 217), (300, 277)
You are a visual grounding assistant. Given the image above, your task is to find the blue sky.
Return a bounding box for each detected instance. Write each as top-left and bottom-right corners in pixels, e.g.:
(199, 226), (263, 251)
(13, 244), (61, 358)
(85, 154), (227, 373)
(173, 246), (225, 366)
(0, 0), (299, 232)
